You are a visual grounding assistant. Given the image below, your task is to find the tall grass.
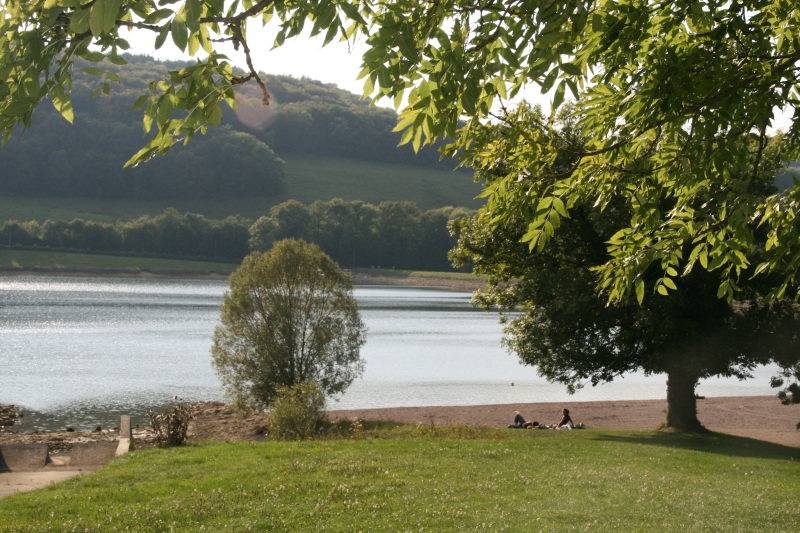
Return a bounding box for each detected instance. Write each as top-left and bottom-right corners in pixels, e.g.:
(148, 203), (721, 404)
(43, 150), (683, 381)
(0, 249), (237, 275)
(1, 429), (797, 532)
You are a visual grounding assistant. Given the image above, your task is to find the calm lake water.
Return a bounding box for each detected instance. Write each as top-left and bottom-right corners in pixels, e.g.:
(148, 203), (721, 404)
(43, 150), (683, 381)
(0, 274), (779, 430)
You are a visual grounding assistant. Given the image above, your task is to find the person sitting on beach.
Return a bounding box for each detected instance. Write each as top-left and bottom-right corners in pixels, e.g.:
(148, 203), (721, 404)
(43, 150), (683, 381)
(553, 408), (574, 429)
(508, 411), (539, 429)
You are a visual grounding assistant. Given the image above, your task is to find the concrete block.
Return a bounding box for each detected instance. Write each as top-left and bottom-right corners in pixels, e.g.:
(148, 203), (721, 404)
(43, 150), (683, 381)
(0, 444), (49, 472)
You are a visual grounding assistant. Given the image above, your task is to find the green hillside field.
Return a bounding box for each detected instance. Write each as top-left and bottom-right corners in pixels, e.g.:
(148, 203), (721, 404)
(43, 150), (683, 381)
(0, 155), (480, 223)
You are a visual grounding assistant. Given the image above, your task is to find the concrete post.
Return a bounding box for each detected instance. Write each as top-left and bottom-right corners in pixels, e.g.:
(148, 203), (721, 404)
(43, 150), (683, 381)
(115, 416), (132, 456)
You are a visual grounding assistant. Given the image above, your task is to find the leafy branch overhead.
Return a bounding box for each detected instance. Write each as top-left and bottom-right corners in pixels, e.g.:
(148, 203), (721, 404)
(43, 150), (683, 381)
(0, 0), (366, 165)
(1, 0), (799, 303)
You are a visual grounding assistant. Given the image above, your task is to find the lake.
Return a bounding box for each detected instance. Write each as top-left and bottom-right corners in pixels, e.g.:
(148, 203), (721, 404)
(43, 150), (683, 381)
(0, 274), (779, 430)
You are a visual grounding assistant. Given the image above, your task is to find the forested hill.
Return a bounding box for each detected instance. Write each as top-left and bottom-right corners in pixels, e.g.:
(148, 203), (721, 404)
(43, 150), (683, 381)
(0, 55), (478, 209)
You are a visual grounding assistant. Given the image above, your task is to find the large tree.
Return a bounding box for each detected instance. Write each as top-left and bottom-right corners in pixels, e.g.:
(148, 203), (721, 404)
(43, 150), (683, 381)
(211, 239), (366, 410)
(451, 105), (800, 430)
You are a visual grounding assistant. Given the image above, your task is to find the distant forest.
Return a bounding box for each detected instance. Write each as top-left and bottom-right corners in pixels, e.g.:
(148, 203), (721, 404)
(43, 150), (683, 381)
(0, 55), (453, 201)
(2, 200), (472, 272)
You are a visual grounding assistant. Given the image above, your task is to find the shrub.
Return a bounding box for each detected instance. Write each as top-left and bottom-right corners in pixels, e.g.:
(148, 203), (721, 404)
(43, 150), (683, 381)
(147, 404), (193, 447)
(267, 381), (326, 441)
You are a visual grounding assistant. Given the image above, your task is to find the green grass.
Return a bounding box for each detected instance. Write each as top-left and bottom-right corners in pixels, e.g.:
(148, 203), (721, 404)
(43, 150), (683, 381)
(0, 249), (238, 275)
(1, 428), (797, 532)
(279, 154), (481, 210)
(0, 250), (480, 283)
(0, 156), (480, 223)
(0, 194), (276, 223)
(352, 267), (481, 281)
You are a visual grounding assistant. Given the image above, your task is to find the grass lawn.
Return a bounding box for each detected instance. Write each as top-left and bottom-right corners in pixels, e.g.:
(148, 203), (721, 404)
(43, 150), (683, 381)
(1, 428), (797, 532)
(0, 249), (238, 275)
(280, 154), (481, 210)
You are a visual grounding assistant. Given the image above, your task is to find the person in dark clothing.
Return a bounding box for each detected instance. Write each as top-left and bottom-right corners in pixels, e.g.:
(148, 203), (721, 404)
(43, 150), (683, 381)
(508, 411), (539, 428)
(554, 408), (574, 429)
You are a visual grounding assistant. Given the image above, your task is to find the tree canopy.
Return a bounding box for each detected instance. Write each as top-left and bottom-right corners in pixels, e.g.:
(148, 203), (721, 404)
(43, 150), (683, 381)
(1, 0), (797, 303)
(451, 105), (800, 430)
(211, 239), (366, 410)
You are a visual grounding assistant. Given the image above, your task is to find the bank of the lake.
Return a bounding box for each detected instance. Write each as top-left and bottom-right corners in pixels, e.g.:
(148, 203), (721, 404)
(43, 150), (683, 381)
(0, 248), (485, 291)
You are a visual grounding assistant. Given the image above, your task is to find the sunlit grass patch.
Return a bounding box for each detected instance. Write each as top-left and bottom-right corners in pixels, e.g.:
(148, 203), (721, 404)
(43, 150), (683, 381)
(1, 429), (796, 532)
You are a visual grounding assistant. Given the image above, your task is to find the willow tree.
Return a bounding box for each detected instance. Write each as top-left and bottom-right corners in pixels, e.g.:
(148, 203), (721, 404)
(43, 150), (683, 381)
(212, 239), (366, 410)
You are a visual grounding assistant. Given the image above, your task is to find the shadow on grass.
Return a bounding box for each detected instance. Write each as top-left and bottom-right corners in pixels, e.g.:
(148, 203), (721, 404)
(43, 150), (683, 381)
(592, 431), (799, 460)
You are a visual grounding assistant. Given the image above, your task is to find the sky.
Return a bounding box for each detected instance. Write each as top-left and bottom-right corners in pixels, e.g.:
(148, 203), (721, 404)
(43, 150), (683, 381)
(124, 24), (793, 133)
(126, 26), (382, 104)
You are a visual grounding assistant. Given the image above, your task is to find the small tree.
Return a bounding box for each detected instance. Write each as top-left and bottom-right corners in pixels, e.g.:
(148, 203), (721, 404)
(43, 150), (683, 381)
(146, 404), (193, 447)
(212, 239), (366, 410)
(267, 381), (327, 441)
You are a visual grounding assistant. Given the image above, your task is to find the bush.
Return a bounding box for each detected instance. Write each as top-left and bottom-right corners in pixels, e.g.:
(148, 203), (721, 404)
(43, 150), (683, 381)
(146, 404), (193, 447)
(211, 240), (366, 411)
(267, 381), (326, 441)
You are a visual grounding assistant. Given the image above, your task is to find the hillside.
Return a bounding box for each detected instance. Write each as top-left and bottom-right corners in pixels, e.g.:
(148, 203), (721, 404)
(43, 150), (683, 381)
(0, 55), (480, 220)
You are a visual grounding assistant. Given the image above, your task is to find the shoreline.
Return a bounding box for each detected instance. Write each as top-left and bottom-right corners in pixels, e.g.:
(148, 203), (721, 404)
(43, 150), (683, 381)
(3, 272), (795, 447)
(325, 395), (800, 448)
(1, 268), (486, 291)
(5, 396), (795, 450)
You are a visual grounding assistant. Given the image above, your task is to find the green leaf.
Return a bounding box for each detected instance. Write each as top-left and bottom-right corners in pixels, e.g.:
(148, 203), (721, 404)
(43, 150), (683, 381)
(51, 85), (74, 124)
(78, 50), (106, 63)
(541, 69), (558, 93)
(698, 248), (708, 269)
(107, 54), (127, 66)
(132, 94), (149, 110)
(560, 62), (582, 76)
(188, 32), (200, 56)
(635, 278), (645, 304)
(208, 103), (223, 126)
(155, 24), (171, 50)
(553, 79), (566, 109)
(144, 9), (175, 24)
(89, 0), (123, 36)
(70, 7), (91, 34)
(171, 20), (189, 52)
(552, 197), (569, 218)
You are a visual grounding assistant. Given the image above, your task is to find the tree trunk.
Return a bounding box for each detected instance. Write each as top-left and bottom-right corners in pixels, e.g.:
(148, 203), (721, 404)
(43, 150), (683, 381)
(665, 368), (704, 431)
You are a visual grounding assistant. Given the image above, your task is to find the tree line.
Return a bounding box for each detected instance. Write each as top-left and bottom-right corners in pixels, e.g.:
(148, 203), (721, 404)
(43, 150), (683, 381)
(1, 200), (471, 272)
